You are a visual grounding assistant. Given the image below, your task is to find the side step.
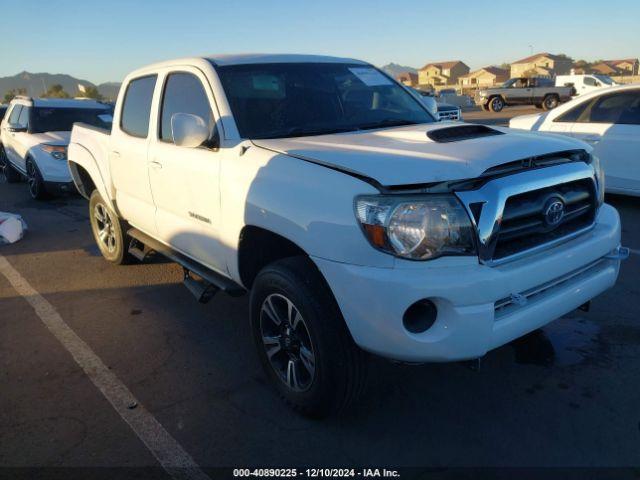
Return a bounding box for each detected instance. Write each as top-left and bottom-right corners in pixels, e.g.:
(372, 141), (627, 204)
(127, 227), (245, 302)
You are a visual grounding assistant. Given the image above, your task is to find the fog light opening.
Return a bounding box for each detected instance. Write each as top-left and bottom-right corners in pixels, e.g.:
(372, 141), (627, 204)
(403, 299), (438, 334)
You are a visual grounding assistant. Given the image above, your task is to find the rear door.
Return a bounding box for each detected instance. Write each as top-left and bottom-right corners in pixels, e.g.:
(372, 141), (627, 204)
(109, 75), (159, 235)
(569, 89), (640, 194)
(147, 67), (226, 273)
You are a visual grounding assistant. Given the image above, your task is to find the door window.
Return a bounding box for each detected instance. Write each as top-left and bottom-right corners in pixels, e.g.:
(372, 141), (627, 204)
(159, 72), (215, 143)
(8, 105), (22, 125)
(584, 77), (597, 87)
(120, 75), (157, 138)
(586, 91), (640, 125)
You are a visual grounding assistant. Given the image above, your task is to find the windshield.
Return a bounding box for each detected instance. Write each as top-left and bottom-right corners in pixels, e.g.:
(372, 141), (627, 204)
(215, 62), (435, 139)
(31, 107), (113, 133)
(594, 75), (614, 85)
(502, 79), (517, 88)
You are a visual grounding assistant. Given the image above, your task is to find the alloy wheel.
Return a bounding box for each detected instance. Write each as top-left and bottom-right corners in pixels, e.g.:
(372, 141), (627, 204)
(260, 293), (316, 392)
(94, 203), (117, 253)
(26, 161), (39, 198)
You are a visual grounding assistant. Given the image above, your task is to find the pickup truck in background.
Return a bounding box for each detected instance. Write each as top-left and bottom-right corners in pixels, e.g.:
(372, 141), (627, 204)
(477, 77), (575, 112)
(68, 54), (625, 417)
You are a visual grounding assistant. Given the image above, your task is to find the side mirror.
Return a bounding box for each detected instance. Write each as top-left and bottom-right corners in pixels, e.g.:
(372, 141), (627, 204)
(171, 113), (209, 148)
(8, 125), (27, 133)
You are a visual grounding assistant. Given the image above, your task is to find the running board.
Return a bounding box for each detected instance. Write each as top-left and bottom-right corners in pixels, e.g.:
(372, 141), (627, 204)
(127, 228), (245, 301)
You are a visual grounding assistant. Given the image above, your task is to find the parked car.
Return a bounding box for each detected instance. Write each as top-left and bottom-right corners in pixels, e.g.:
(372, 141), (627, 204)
(477, 77), (574, 112)
(556, 74), (618, 96)
(437, 89), (474, 108)
(410, 87), (462, 121)
(510, 85), (640, 196)
(0, 97), (113, 199)
(69, 54), (624, 417)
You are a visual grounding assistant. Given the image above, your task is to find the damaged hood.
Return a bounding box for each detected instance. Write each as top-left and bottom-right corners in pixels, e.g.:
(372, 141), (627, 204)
(254, 123), (586, 186)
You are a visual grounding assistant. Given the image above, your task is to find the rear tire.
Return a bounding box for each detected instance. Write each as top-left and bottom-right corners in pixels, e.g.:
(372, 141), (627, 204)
(0, 145), (22, 183)
(250, 256), (367, 418)
(542, 95), (559, 111)
(26, 158), (48, 200)
(89, 190), (133, 265)
(488, 96), (504, 112)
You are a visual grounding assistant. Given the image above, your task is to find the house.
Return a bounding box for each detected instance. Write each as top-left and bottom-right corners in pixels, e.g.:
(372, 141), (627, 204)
(418, 61), (469, 87)
(593, 58), (639, 76)
(510, 52), (573, 77)
(396, 72), (418, 87)
(458, 66), (509, 88)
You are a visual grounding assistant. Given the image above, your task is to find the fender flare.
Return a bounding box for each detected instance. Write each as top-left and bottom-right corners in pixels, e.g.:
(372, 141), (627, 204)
(67, 143), (116, 211)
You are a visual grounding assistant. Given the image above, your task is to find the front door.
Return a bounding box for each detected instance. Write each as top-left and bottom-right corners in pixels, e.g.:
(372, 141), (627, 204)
(569, 89), (640, 194)
(147, 68), (226, 274)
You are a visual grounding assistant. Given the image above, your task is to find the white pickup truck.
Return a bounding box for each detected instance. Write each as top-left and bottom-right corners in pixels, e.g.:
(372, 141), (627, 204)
(68, 54), (626, 417)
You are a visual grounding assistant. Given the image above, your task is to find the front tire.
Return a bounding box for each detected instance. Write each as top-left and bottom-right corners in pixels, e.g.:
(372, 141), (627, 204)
(250, 257), (367, 417)
(89, 190), (133, 265)
(0, 145), (22, 183)
(26, 158), (48, 200)
(488, 96), (504, 112)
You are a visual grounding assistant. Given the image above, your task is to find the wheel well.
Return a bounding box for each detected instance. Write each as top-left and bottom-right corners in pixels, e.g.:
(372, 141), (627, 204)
(238, 226), (308, 289)
(68, 162), (96, 199)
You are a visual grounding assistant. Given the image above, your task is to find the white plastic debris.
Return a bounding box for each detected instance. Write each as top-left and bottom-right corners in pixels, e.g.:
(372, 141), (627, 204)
(0, 212), (27, 244)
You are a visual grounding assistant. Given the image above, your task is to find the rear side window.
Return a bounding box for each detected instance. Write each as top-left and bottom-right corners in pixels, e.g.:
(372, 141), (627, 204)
(8, 105), (22, 124)
(555, 100), (591, 123)
(159, 72), (214, 142)
(120, 75), (157, 137)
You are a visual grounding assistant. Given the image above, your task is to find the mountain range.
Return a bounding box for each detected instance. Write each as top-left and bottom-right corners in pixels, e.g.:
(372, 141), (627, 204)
(380, 63), (418, 77)
(0, 72), (121, 102)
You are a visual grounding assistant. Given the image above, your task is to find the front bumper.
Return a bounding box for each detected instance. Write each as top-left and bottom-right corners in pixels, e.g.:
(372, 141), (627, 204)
(313, 204), (622, 362)
(44, 180), (77, 196)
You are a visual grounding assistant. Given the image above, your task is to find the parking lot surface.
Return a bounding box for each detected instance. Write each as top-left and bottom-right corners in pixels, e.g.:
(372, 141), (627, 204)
(1, 108), (639, 476)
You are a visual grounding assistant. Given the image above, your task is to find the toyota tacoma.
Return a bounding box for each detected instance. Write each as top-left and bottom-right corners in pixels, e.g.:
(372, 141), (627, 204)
(67, 54), (625, 417)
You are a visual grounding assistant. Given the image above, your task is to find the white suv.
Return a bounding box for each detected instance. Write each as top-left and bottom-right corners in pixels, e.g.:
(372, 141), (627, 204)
(0, 97), (112, 199)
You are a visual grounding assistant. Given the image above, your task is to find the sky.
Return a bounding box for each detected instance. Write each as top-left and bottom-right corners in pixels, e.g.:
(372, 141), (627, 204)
(2, 0), (639, 84)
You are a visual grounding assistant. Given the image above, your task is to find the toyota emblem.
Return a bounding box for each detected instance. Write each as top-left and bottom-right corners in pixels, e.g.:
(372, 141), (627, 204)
(544, 198), (565, 226)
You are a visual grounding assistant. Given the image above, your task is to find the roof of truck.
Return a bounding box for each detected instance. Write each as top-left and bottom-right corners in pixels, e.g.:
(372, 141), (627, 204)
(206, 54), (367, 66)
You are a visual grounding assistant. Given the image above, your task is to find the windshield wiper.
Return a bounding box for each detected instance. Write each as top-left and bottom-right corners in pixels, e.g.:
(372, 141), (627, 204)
(355, 118), (421, 131)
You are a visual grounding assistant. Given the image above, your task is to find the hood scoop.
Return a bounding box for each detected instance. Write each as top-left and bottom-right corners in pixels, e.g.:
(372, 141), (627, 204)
(427, 124), (504, 143)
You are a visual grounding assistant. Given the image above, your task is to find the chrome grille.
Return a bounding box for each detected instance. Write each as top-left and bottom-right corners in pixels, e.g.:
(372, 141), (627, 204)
(456, 161), (599, 266)
(493, 179), (596, 260)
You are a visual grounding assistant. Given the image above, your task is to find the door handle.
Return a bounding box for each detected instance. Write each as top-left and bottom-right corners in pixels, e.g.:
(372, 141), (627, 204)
(149, 160), (163, 170)
(582, 136), (601, 145)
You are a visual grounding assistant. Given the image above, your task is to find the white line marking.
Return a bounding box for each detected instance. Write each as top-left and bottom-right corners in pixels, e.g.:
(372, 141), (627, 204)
(0, 255), (210, 480)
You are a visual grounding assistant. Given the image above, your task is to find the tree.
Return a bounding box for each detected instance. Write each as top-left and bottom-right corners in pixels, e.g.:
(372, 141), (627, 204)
(42, 84), (70, 98)
(78, 85), (103, 101)
(3, 88), (27, 103)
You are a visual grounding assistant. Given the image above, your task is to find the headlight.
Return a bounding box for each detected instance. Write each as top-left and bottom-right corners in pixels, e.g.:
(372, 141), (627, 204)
(355, 195), (476, 260)
(41, 145), (67, 160)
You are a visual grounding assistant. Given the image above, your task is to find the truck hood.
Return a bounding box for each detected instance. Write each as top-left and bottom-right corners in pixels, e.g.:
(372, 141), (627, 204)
(29, 131), (71, 146)
(254, 123), (586, 186)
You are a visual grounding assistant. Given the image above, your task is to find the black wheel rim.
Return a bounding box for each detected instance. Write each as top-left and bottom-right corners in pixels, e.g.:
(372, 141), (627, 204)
(260, 293), (316, 392)
(26, 162), (39, 197)
(94, 203), (117, 253)
(0, 147), (7, 176)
